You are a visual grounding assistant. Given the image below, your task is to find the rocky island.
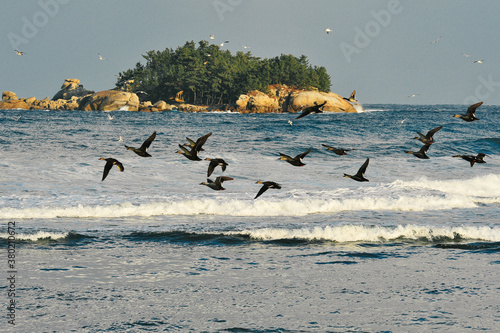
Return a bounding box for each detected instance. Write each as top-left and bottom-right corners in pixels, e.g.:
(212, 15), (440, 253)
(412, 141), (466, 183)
(1, 79), (361, 114)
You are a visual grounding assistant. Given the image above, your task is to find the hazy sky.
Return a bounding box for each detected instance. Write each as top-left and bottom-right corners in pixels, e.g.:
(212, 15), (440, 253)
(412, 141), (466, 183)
(2, 0), (499, 105)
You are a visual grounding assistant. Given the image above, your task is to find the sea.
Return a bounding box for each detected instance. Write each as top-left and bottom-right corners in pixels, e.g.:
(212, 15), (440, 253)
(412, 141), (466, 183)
(1, 104), (499, 332)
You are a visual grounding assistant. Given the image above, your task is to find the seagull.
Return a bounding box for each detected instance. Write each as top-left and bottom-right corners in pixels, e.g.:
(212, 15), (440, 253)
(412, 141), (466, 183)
(124, 131), (157, 157)
(431, 36), (441, 44)
(413, 126), (443, 144)
(119, 136), (123, 142)
(254, 181), (281, 199)
(200, 176), (234, 191)
(209, 34), (215, 40)
(408, 94), (420, 98)
(169, 90), (184, 103)
(99, 158), (124, 181)
(220, 40), (229, 47)
(288, 120), (293, 126)
(325, 28), (332, 34)
(98, 53), (106, 60)
(176, 132), (212, 161)
(279, 149), (312, 167)
(295, 101), (327, 119)
(241, 45), (251, 49)
(462, 53), (472, 58)
(205, 158), (228, 177)
(15, 50), (25, 56)
(9, 116), (22, 121)
(453, 153), (487, 167)
(473, 60), (484, 64)
(405, 143), (431, 159)
(453, 102), (482, 122)
(343, 158), (370, 182)
(106, 113), (114, 120)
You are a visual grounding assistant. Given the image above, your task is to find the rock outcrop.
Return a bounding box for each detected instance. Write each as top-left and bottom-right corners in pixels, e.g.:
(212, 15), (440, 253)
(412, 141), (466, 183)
(52, 78), (94, 101)
(235, 85), (360, 114)
(0, 91), (29, 110)
(79, 90), (140, 111)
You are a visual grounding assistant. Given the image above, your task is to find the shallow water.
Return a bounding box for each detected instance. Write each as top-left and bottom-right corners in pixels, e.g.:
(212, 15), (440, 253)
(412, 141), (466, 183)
(1, 105), (499, 331)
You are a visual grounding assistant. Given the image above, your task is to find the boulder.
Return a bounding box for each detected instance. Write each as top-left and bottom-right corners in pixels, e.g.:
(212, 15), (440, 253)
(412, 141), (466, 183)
(2, 91), (18, 102)
(79, 90), (139, 111)
(286, 91), (357, 113)
(0, 99), (29, 110)
(236, 90), (279, 113)
(52, 78), (94, 100)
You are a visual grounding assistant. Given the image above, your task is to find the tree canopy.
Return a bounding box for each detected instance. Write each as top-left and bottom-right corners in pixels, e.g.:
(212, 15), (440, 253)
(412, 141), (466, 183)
(117, 40), (332, 105)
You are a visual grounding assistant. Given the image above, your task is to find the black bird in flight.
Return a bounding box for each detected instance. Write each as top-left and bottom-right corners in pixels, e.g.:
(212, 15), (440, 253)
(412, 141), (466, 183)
(453, 102), (482, 122)
(99, 158), (124, 181)
(295, 101), (327, 119)
(254, 181), (281, 199)
(343, 158), (370, 182)
(125, 131), (156, 157)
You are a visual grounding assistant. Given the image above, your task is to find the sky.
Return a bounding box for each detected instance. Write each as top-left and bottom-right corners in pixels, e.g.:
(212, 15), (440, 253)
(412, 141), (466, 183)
(2, 0), (500, 105)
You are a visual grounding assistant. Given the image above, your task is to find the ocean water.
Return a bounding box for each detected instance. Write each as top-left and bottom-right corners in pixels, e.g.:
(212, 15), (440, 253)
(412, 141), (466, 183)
(1, 105), (499, 332)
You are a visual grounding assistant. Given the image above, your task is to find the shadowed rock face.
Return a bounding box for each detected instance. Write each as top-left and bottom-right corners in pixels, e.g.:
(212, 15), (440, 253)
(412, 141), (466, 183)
(52, 79), (94, 101)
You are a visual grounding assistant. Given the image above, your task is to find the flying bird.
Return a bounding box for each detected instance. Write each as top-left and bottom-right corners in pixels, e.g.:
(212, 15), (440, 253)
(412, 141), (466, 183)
(343, 90), (357, 103)
(462, 53), (472, 58)
(453, 153), (487, 167)
(343, 158), (370, 182)
(99, 158), (124, 181)
(325, 28), (332, 34)
(431, 36), (441, 44)
(15, 50), (25, 56)
(98, 53), (106, 60)
(295, 101), (327, 119)
(169, 90), (184, 103)
(408, 94), (420, 98)
(453, 102), (482, 122)
(106, 112), (114, 120)
(176, 132), (212, 161)
(254, 181), (281, 199)
(200, 176), (234, 191)
(279, 149), (312, 167)
(220, 40), (229, 47)
(205, 158), (228, 177)
(209, 34), (215, 40)
(405, 143), (431, 159)
(125, 131), (156, 157)
(322, 144), (354, 155)
(413, 125), (443, 144)
(473, 60), (484, 64)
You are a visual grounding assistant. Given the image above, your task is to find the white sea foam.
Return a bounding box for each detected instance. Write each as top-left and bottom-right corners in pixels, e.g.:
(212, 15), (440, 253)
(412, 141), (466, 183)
(0, 192), (491, 219)
(233, 225), (500, 242)
(0, 231), (69, 241)
(391, 174), (500, 198)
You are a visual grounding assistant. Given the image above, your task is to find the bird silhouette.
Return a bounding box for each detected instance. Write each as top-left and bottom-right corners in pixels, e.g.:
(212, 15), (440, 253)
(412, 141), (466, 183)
(99, 158), (124, 181)
(343, 158), (370, 182)
(125, 131), (156, 157)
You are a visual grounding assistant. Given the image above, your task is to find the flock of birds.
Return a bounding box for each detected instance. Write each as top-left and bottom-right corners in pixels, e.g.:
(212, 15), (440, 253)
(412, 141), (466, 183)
(99, 100), (487, 199)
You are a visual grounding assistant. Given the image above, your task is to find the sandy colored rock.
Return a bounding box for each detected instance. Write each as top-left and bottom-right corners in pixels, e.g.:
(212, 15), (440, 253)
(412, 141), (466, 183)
(0, 99), (29, 110)
(287, 91), (358, 113)
(236, 90), (279, 113)
(2, 91), (18, 102)
(52, 78), (93, 101)
(80, 90), (139, 111)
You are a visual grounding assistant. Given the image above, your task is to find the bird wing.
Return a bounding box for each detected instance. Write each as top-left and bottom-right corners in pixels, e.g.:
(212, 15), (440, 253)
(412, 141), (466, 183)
(207, 160), (217, 177)
(102, 161), (113, 181)
(295, 108), (312, 119)
(185, 137), (196, 147)
(426, 126), (443, 138)
(419, 143), (431, 153)
(356, 158), (370, 177)
(466, 102), (483, 116)
(322, 144), (334, 149)
(296, 149), (312, 160)
(254, 184), (269, 199)
(217, 176), (234, 183)
(279, 153), (293, 161)
(140, 131), (156, 150)
(178, 144), (191, 155)
(115, 161), (124, 172)
(220, 160), (227, 172)
(194, 132), (212, 152)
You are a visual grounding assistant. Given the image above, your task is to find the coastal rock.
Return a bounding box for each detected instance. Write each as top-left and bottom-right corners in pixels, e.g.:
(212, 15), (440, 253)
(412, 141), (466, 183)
(2, 91), (18, 102)
(286, 91), (358, 113)
(79, 90), (139, 111)
(52, 78), (94, 101)
(236, 90), (279, 113)
(0, 99), (29, 110)
(178, 103), (208, 112)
